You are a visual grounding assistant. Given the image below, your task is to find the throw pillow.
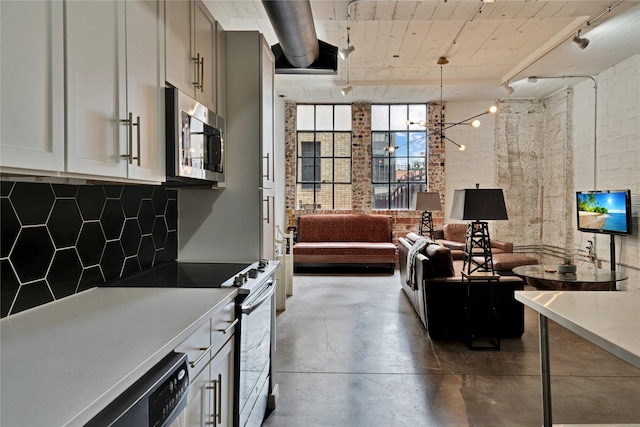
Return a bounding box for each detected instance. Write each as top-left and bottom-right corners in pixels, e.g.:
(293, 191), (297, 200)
(425, 244), (455, 278)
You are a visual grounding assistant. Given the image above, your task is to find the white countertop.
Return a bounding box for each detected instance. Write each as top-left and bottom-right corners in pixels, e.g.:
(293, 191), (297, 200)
(515, 291), (640, 369)
(0, 286), (237, 427)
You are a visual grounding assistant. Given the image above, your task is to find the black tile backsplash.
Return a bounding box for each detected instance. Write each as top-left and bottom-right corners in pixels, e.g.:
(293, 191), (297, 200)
(0, 181), (178, 317)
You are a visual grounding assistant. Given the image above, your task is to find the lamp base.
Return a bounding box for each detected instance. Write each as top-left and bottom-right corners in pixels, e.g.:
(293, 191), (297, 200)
(419, 211), (434, 240)
(463, 221), (495, 274)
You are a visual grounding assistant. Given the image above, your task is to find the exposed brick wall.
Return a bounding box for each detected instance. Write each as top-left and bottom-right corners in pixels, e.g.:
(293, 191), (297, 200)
(284, 102), (446, 266)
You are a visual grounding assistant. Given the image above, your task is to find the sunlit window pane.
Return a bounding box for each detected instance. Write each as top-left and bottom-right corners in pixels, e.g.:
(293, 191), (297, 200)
(334, 105), (352, 130)
(297, 105), (314, 130)
(371, 105), (389, 130)
(390, 105), (408, 130)
(315, 105), (333, 130)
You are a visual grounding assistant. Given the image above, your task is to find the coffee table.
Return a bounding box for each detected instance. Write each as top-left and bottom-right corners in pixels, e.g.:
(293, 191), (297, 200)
(512, 264), (627, 291)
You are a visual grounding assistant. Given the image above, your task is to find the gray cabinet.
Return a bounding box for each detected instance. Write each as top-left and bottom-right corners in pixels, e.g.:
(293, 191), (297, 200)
(166, 0), (217, 111)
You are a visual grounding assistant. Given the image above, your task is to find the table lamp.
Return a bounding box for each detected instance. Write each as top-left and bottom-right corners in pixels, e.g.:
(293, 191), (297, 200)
(414, 192), (442, 240)
(450, 186), (508, 274)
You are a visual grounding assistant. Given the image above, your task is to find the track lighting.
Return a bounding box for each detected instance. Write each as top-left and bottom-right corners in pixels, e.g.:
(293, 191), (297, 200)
(339, 45), (355, 60)
(572, 30), (590, 49)
(340, 85), (352, 96)
(501, 82), (515, 95)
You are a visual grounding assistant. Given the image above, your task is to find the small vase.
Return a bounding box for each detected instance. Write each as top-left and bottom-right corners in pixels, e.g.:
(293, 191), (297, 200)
(557, 264), (576, 274)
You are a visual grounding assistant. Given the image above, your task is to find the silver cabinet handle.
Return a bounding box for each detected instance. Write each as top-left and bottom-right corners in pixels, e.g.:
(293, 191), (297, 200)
(120, 112), (140, 165)
(189, 343), (214, 368)
(133, 115), (141, 166)
(205, 377), (218, 425)
(262, 152), (270, 179)
(199, 55), (205, 93)
(120, 112), (133, 164)
(215, 318), (238, 334)
(192, 53), (201, 89)
(263, 197), (271, 223)
(217, 373), (222, 424)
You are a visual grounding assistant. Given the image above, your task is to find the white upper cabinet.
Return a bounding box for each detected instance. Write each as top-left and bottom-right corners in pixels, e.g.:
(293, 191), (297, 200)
(166, 0), (217, 111)
(125, 0), (165, 182)
(0, 0), (65, 172)
(66, 0), (164, 182)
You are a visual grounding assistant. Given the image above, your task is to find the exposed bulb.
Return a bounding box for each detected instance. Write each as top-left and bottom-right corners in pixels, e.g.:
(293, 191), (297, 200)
(419, 120), (427, 127)
(471, 119), (481, 128)
(488, 105), (497, 114)
(459, 144), (466, 151)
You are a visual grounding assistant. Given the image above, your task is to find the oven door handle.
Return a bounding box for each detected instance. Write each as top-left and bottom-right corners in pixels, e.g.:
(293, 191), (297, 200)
(241, 281), (275, 315)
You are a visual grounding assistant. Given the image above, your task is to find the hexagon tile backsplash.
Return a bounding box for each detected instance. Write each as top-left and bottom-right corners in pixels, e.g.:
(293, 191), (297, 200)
(0, 181), (178, 318)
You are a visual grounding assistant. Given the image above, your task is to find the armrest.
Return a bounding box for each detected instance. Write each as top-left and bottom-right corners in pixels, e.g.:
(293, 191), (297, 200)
(440, 240), (465, 251)
(491, 240), (513, 253)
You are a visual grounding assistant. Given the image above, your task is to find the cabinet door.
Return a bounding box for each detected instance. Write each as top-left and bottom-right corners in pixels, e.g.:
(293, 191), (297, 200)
(0, 0), (64, 171)
(165, 0), (194, 97)
(215, 21), (227, 120)
(66, 0), (127, 178)
(183, 352), (211, 427)
(125, 0), (164, 182)
(260, 37), (275, 189)
(208, 338), (234, 427)
(194, 1), (216, 110)
(262, 189), (276, 259)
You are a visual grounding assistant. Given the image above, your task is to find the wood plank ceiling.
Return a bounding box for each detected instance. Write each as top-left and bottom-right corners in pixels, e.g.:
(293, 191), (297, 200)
(207, 0), (640, 103)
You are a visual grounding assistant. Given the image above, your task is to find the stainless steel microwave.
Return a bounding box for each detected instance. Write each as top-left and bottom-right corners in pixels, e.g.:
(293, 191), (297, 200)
(165, 87), (225, 187)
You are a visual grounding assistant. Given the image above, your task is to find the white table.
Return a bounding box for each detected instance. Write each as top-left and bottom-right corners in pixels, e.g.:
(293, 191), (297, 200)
(515, 291), (640, 427)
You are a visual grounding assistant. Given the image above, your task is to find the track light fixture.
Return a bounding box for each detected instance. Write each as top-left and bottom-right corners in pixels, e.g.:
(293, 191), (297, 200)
(572, 30), (590, 49)
(501, 82), (515, 95)
(340, 85), (353, 96)
(339, 45), (355, 60)
(403, 57), (497, 152)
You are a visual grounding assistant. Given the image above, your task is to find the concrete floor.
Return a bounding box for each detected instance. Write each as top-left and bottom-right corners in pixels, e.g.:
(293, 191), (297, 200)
(263, 269), (640, 427)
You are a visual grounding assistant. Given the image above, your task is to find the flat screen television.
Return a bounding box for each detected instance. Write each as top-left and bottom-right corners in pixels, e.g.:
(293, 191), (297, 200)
(576, 189), (632, 235)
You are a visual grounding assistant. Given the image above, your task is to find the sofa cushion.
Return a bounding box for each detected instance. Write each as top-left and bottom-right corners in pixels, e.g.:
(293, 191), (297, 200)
(489, 253), (539, 272)
(298, 214), (391, 243)
(443, 223), (467, 243)
(293, 241), (396, 256)
(425, 244), (455, 278)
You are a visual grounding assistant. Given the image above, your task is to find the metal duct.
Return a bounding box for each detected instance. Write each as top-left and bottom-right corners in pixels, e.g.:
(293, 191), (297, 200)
(261, 0), (319, 68)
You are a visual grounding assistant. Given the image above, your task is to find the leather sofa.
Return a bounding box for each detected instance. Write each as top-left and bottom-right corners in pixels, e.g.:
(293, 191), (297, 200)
(293, 214), (397, 273)
(398, 233), (525, 340)
(434, 223), (538, 274)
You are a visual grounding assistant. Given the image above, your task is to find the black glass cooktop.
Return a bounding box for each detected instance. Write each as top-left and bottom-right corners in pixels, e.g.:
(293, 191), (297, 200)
(101, 261), (252, 288)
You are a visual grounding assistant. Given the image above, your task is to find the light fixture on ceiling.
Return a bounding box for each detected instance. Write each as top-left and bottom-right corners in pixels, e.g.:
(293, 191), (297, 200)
(404, 57), (497, 152)
(572, 30), (590, 49)
(340, 3), (354, 95)
(501, 82), (515, 95)
(339, 4), (355, 60)
(339, 45), (355, 60)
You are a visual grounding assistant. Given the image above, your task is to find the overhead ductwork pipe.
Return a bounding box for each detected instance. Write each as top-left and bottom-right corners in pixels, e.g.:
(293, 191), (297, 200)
(261, 0), (319, 68)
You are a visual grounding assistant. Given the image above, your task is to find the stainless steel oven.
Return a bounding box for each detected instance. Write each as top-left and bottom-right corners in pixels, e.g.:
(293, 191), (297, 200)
(100, 260), (279, 427)
(238, 279), (276, 427)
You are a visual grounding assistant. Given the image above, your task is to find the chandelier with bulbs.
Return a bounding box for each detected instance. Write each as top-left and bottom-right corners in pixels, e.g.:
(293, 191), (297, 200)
(405, 57), (497, 151)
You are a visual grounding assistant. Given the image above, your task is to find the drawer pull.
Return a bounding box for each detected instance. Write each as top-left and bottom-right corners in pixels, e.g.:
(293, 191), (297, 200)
(216, 318), (238, 335)
(189, 343), (215, 368)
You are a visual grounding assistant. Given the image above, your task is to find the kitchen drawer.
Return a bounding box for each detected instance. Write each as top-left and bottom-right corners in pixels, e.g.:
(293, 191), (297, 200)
(175, 320), (211, 378)
(210, 302), (236, 358)
(176, 302), (235, 378)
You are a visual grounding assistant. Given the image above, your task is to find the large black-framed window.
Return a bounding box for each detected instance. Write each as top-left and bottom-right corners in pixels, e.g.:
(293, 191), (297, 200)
(296, 105), (352, 210)
(371, 104), (427, 209)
